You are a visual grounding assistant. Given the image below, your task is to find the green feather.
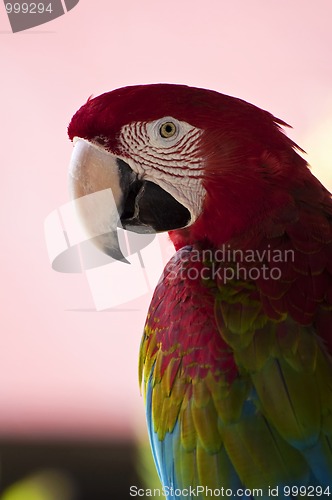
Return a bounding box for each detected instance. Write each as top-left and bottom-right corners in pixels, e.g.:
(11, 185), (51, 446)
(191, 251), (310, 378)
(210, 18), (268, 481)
(252, 357), (321, 447)
(221, 413), (310, 489)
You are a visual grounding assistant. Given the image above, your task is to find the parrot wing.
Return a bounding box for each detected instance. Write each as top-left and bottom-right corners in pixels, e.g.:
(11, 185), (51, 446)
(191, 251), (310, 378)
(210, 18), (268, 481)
(140, 183), (332, 497)
(212, 179), (332, 492)
(139, 246), (248, 496)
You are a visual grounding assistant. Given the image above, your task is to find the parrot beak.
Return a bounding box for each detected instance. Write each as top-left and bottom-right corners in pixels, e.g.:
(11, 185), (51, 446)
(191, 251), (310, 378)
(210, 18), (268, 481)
(68, 138), (190, 260)
(68, 138), (133, 261)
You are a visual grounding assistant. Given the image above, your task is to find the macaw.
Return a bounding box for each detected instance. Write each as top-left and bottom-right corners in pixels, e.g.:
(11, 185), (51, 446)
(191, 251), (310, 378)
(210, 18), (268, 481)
(67, 84), (332, 499)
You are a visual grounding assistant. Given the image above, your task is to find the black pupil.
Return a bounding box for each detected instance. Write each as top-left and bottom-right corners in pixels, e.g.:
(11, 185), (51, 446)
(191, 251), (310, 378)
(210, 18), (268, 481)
(164, 124), (173, 134)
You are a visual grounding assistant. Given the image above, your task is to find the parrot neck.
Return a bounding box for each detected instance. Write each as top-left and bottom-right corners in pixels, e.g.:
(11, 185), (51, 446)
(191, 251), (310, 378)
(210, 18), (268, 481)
(172, 125), (310, 251)
(170, 188), (294, 252)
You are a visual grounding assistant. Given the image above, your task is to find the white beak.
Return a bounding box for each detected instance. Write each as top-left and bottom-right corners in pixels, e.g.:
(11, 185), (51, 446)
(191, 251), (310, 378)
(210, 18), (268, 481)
(68, 138), (127, 260)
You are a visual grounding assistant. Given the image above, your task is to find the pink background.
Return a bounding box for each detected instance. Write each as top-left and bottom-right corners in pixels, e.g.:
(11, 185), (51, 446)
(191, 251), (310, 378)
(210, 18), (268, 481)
(0, 0), (331, 439)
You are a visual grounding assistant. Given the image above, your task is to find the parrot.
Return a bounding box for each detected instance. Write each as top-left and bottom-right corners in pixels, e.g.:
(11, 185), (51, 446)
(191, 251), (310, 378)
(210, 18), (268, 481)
(67, 84), (332, 499)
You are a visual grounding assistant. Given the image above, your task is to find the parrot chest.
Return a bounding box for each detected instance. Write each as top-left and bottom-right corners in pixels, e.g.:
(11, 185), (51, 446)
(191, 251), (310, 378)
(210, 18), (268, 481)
(139, 242), (332, 493)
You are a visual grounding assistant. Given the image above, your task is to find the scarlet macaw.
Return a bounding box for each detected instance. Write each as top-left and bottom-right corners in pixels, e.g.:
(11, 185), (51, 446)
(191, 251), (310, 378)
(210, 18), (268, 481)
(67, 84), (332, 499)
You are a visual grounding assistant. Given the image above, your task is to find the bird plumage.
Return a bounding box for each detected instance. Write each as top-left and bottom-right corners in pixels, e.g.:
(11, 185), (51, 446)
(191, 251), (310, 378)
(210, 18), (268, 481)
(68, 84), (332, 498)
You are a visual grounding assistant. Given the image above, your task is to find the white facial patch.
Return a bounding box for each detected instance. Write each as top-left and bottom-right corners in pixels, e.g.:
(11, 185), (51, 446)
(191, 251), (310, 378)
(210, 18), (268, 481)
(117, 117), (206, 224)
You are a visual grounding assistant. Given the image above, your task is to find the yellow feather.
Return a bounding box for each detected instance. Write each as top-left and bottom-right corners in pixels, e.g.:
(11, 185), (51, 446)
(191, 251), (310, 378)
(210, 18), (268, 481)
(157, 396), (181, 439)
(174, 443), (197, 490)
(196, 442), (221, 491)
(192, 379), (210, 408)
(203, 372), (251, 425)
(161, 356), (181, 396)
(180, 401), (197, 452)
(191, 398), (222, 453)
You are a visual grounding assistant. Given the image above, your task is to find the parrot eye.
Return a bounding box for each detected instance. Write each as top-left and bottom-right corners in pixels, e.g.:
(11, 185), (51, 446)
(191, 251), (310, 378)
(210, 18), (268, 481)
(146, 116), (193, 146)
(159, 121), (177, 139)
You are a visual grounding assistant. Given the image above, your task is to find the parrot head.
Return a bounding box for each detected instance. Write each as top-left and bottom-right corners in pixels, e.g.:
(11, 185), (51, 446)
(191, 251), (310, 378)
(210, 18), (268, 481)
(67, 83), (307, 256)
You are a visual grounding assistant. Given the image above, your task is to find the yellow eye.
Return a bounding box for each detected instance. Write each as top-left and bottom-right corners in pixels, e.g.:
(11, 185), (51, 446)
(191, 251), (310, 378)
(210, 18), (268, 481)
(159, 121), (177, 139)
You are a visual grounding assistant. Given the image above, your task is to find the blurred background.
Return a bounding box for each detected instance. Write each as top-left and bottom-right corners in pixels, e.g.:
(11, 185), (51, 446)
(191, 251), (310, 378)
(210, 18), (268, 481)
(0, 0), (331, 498)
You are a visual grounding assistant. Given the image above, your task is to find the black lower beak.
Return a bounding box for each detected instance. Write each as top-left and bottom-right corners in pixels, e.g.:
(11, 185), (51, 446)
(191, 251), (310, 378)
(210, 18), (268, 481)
(118, 160), (191, 233)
